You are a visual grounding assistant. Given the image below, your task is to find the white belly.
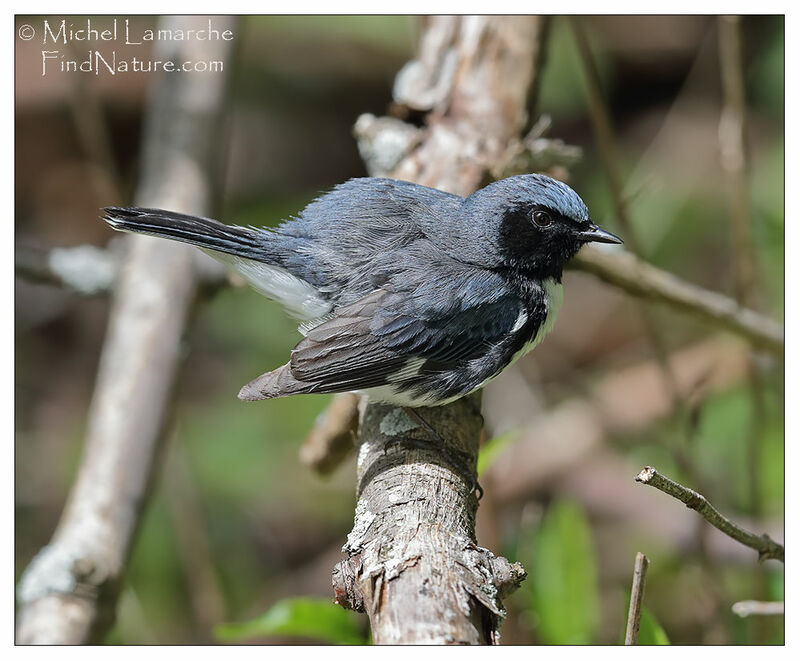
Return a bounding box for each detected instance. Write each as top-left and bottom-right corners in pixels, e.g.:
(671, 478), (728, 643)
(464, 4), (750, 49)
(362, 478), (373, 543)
(208, 251), (332, 326)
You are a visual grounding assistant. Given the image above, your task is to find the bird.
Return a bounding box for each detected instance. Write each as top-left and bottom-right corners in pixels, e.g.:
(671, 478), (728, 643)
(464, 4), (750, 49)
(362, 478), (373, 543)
(104, 174), (621, 406)
(103, 175), (621, 493)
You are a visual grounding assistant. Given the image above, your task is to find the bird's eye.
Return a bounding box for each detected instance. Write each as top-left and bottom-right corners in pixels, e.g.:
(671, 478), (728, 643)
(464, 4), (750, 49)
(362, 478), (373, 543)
(532, 210), (552, 228)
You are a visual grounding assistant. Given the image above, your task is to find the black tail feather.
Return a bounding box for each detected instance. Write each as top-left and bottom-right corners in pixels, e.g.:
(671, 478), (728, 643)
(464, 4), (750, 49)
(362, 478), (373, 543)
(102, 206), (271, 262)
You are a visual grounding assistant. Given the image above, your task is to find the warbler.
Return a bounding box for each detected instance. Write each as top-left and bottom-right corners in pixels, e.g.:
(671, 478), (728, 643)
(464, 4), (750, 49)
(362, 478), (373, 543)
(104, 175), (621, 408)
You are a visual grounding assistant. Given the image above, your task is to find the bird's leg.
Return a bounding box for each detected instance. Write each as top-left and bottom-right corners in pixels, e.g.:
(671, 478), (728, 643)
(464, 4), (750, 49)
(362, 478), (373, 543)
(389, 406), (483, 500)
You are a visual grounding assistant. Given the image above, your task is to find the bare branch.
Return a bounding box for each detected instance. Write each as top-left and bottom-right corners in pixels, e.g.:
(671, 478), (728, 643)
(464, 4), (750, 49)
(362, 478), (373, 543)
(570, 247), (783, 357)
(299, 393), (360, 475)
(16, 244), (118, 296)
(718, 15), (758, 306)
(492, 115), (583, 179)
(16, 17), (236, 644)
(484, 339), (783, 567)
(732, 601), (784, 618)
(634, 466), (784, 562)
(624, 552), (650, 645)
(16, 243), (229, 298)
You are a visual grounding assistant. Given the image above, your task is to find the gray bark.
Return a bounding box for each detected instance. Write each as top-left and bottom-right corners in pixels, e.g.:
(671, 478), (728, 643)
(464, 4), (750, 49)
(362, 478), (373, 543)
(333, 398), (526, 644)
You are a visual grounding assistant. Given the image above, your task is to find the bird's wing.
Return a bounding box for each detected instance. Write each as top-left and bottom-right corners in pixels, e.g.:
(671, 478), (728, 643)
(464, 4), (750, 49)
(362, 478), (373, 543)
(238, 275), (523, 401)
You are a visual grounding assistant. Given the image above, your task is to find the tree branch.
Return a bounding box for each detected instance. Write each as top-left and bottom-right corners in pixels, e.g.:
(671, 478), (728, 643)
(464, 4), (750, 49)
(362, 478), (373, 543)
(718, 15), (758, 306)
(16, 17), (236, 644)
(334, 16), (545, 644)
(570, 247), (783, 357)
(333, 399), (526, 644)
(624, 552), (649, 645)
(299, 393), (360, 475)
(732, 601), (784, 618)
(15, 244), (119, 296)
(634, 466), (784, 562)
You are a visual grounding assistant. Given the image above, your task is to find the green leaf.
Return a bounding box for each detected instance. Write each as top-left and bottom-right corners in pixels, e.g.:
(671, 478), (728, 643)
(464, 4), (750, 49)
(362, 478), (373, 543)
(477, 430), (520, 477)
(759, 416), (785, 513)
(637, 605), (670, 645)
(214, 597), (366, 644)
(529, 499), (600, 644)
(620, 589), (669, 645)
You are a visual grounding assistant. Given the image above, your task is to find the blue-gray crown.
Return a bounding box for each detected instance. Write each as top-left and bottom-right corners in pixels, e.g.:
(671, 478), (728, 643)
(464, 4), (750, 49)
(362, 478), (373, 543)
(471, 174), (590, 224)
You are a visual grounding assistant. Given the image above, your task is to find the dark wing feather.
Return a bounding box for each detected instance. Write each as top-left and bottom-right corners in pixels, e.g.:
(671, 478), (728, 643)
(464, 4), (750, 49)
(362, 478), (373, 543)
(289, 290), (409, 389)
(238, 279), (524, 401)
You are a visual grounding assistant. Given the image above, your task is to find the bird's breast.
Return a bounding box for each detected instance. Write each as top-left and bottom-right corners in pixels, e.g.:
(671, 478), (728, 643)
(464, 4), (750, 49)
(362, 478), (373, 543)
(507, 277), (563, 366)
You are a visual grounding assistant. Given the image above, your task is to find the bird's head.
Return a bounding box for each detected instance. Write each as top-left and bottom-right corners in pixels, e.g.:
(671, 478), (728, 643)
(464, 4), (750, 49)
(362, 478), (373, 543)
(461, 174), (622, 279)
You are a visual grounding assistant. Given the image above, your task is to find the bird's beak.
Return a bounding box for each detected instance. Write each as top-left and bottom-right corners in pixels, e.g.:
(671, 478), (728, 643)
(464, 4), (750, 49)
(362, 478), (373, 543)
(578, 223), (623, 245)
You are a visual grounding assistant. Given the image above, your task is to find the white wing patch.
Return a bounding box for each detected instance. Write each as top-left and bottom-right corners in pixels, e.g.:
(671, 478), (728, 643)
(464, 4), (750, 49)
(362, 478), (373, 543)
(358, 280), (564, 407)
(211, 251), (332, 322)
(357, 384), (441, 407)
(510, 307), (528, 333)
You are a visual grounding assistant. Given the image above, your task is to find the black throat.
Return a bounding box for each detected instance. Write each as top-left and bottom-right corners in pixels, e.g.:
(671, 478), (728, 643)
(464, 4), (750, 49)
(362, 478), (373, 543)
(493, 260), (562, 313)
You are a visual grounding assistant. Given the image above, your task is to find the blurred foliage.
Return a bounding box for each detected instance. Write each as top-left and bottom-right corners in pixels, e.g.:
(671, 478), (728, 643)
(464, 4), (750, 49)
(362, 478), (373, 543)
(525, 499), (600, 644)
(637, 606), (671, 645)
(15, 14), (783, 645)
(215, 597), (367, 645)
(249, 15), (414, 55)
(538, 19), (611, 119)
(477, 430), (520, 477)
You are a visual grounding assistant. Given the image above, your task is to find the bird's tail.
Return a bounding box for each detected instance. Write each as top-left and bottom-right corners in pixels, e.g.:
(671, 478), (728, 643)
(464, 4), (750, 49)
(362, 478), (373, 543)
(102, 207), (271, 262)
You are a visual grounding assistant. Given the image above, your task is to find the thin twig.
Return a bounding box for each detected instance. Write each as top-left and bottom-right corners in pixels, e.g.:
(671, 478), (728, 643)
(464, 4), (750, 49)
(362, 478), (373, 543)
(634, 466), (784, 562)
(732, 601), (784, 618)
(299, 392), (360, 475)
(624, 552), (650, 645)
(718, 15), (757, 307)
(570, 248), (783, 357)
(717, 22), (774, 637)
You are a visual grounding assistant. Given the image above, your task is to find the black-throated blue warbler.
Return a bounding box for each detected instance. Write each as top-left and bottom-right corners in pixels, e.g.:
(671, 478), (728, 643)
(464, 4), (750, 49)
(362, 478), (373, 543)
(104, 175), (621, 491)
(104, 174), (621, 405)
